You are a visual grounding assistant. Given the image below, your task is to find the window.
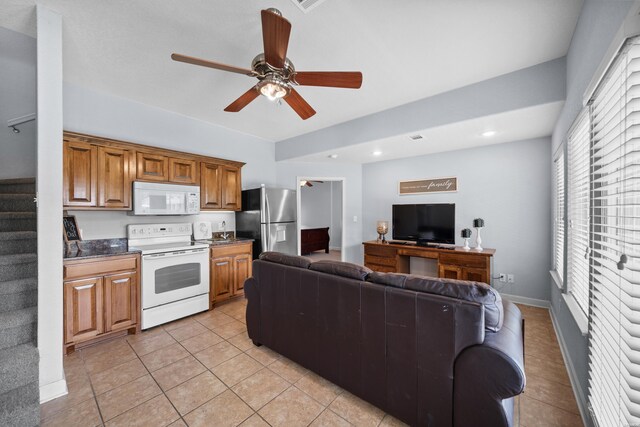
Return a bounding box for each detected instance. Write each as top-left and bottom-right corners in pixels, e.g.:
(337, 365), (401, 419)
(553, 150), (565, 282)
(567, 109), (590, 316)
(588, 37), (640, 426)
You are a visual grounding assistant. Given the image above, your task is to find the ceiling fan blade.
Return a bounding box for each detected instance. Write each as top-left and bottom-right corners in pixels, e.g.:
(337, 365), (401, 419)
(224, 87), (260, 112)
(293, 71), (363, 89)
(306, 182), (313, 187)
(171, 53), (256, 76)
(261, 9), (292, 69)
(284, 88), (316, 120)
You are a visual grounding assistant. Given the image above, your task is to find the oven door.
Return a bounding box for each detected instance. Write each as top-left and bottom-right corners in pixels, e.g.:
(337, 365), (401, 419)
(142, 248), (209, 309)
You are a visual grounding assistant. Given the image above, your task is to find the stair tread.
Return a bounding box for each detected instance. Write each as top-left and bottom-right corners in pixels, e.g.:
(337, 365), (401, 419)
(0, 178), (35, 185)
(0, 403), (39, 427)
(0, 231), (37, 240)
(0, 212), (36, 218)
(0, 253), (37, 266)
(0, 343), (38, 364)
(0, 307), (37, 329)
(0, 278), (38, 296)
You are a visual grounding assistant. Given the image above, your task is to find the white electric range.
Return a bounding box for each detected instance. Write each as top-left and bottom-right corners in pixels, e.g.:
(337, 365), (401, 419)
(128, 223), (210, 329)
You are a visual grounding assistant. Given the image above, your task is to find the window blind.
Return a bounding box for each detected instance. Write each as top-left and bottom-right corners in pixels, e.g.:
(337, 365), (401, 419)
(554, 151), (565, 281)
(588, 37), (640, 426)
(567, 109), (591, 316)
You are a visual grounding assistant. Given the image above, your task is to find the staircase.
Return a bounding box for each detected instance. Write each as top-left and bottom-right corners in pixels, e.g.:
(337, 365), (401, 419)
(0, 178), (39, 426)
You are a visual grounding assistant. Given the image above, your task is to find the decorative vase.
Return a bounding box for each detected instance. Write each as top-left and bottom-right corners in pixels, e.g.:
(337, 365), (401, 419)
(376, 221), (389, 243)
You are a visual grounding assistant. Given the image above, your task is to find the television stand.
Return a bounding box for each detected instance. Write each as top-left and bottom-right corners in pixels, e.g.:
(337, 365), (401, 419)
(363, 241), (495, 285)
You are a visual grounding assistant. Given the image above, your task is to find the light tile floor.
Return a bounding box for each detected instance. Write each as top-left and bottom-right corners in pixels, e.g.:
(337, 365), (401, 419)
(40, 298), (582, 426)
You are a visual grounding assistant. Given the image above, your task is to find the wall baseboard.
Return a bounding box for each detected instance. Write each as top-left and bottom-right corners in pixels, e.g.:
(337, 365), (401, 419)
(550, 307), (591, 427)
(39, 378), (68, 403)
(500, 293), (550, 308)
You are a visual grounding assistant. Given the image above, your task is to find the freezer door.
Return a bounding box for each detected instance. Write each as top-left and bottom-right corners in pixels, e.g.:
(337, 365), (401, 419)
(262, 188), (297, 223)
(261, 222), (298, 256)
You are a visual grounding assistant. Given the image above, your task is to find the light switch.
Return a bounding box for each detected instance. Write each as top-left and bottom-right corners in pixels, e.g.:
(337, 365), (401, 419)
(353, 216), (358, 222)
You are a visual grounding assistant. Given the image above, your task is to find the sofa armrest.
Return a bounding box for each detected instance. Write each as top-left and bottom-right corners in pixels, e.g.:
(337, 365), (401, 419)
(244, 277), (261, 345)
(453, 302), (525, 427)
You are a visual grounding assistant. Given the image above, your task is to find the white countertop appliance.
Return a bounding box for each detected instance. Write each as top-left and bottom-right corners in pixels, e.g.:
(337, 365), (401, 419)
(128, 222), (209, 329)
(192, 220), (212, 240)
(132, 181), (200, 216)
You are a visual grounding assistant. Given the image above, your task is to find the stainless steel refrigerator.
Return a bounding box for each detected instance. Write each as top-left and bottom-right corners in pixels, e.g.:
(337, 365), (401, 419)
(236, 186), (297, 259)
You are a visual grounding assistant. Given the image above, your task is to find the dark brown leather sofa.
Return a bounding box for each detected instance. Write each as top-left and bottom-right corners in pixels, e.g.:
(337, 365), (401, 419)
(244, 252), (525, 427)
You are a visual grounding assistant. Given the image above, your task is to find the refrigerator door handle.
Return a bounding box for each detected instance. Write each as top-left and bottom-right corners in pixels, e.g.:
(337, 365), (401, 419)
(261, 223), (269, 253)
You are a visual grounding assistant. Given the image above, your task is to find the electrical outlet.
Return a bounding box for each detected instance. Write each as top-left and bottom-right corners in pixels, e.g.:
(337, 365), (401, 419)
(507, 274), (515, 283)
(499, 274), (507, 283)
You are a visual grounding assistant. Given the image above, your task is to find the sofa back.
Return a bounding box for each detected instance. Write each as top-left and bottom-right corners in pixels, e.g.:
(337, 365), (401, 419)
(245, 257), (487, 426)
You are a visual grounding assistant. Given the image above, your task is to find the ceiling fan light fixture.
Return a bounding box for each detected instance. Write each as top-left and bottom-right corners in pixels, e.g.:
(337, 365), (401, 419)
(257, 75), (290, 101)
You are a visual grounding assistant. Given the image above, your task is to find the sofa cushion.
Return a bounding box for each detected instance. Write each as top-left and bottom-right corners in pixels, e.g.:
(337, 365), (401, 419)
(309, 260), (372, 281)
(258, 251), (311, 269)
(367, 272), (503, 332)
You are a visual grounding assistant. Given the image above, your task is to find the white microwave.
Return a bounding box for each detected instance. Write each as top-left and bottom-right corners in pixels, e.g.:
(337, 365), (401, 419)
(132, 181), (200, 215)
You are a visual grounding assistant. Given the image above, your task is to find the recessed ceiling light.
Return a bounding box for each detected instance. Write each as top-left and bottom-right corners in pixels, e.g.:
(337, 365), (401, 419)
(372, 151), (382, 156)
(481, 130), (496, 137)
(408, 134), (424, 141)
(328, 154), (338, 159)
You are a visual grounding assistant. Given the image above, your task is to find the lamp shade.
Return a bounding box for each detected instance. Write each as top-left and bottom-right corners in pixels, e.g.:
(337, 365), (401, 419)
(473, 218), (485, 228)
(461, 228), (472, 238)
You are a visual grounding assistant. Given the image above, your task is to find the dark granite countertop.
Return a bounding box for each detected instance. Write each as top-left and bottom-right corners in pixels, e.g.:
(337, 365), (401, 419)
(64, 238), (141, 261)
(196, 237), (254, 247)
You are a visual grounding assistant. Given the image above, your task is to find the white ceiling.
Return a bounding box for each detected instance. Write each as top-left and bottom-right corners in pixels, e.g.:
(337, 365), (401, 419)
(293, 101), (565, 164)
(1, 0), (582, 143)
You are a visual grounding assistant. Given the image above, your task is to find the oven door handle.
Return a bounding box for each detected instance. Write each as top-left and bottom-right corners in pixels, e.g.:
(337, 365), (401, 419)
(143, 248), (208, 260)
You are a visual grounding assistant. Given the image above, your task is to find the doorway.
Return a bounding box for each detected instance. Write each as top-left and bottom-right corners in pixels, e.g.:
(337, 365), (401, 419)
(296, 177), (345, 261)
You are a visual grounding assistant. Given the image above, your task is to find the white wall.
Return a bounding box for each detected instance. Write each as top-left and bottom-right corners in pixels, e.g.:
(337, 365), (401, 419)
(277, 161), (362, 263)
(36, 5), (67, 403)
(330, 181), (343, 249)
(362, 137), (551, 302)
(0, 27), (36, 179)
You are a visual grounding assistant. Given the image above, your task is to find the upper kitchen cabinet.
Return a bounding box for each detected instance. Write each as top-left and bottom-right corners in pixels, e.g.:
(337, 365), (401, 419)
(63, 131), (245, 211)
(136, 152), (168, 182)
(169, 157), (198, 184)
(63, 140), (98, 207)
(221, 165), (242, 211)
(200, 162), (243, 211)
(98, 146), (134, 209)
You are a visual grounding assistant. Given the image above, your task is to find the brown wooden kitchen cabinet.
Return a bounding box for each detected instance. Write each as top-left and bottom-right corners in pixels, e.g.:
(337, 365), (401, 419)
(63, 254), (140, 354)
(210, 242), (253, 308)
(98, 146), (134, 208)
(64, 131), (245, 211)
(63, 141), (98, 207)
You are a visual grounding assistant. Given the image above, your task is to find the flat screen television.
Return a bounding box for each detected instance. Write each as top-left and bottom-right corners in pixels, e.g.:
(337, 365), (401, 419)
(392, 203), (455, 244)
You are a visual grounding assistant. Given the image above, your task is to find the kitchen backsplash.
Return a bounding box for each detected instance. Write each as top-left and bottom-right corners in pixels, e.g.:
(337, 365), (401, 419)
(67, 210), (236, 240)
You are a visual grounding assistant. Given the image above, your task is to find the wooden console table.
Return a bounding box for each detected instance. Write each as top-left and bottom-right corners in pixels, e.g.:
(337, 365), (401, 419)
(363, 241), (495, 284)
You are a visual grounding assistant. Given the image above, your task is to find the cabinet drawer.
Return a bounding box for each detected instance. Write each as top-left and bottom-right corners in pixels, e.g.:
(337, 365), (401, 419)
(366, 263), (396, 273)
(210, 242), (252, 258)
(64, 256), (138, 280)
(364, 244), (396, 258)
(398, 248), (438, 259)
(365, 254), (396, 267)
(439, 253), (486, 269)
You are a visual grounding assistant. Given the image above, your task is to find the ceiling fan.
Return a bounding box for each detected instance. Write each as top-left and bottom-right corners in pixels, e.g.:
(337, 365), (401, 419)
(300, 180), (324, 187)
(171, 8), (363, 120)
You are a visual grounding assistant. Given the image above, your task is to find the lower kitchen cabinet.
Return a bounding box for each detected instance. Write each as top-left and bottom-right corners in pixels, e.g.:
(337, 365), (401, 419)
(210, 242), (252, 308)
(63, 254), (140, 354)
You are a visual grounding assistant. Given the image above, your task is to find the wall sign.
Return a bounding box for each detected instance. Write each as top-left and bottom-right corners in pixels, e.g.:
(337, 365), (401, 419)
(399, 177), (458, 195)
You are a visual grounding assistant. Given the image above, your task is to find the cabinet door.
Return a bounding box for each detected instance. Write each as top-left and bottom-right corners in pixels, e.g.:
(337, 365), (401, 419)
(63, 141), (98, 207)
(136, 152), (168, 181)
(104, 271), (137, 332)
(438, 264), (462, 280)
(462, 268), (489, 285)
(221, 165), (242, 211)
(234, 254), (252, 293)
(64, 277), (104, 344)
(98, 146), (133, 208)
(211, 256), (233, 303)
(201, 162), (222, 210)
(169, 157), (198, 184)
